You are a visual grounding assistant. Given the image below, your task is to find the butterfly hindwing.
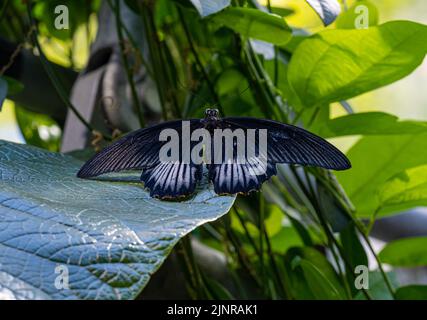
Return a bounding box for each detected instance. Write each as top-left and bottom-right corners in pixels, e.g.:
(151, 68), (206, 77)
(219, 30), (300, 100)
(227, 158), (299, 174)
(208, 161), (276, 195)
(141, 161), (203, 199)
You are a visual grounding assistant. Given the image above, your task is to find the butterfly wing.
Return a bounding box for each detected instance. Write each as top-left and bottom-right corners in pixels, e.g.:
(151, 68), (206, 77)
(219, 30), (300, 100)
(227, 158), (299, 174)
(141, 161), (203, 199)
(77, 119), (204, 198)
(208, 160), (277, 195)
(222, 117), (351, 169)
(208, 117), (350, 194)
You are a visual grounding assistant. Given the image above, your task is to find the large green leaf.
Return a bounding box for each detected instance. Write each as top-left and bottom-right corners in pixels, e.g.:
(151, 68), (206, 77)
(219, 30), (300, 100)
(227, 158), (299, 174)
(209, 7), (292, 45)
(317, 112), (427, 138)
(379, 237), (427, 267)
(288, 21), (427, 108)
(336, 133), (427, 217)
(378, 165), (427, 215)
(0, 140), (235, 299)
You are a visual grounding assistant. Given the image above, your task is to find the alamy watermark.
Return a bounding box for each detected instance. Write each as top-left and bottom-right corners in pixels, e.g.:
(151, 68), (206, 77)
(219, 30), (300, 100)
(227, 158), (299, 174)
(54, 5), (69, 30)
(158, 121), (269, 176)
(354, 5), (370, 29)
(354, 265), (369, 290)
(54, 264), (70, 290)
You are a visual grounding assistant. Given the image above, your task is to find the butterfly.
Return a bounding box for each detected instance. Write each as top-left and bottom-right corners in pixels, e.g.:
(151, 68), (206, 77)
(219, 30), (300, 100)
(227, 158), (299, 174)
(77, 109), (351, 199)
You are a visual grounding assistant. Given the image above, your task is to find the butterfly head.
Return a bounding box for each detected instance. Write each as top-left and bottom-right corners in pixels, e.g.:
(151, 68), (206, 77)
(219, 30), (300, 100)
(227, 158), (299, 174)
(205, 108), (220, 120)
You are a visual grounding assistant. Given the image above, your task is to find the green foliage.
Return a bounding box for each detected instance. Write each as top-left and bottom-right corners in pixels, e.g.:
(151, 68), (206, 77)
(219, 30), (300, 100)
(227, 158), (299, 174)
(317, 112), (427, 138)
(33, 0), (100, 40)
(1, 75), (24, 95)
(378, 165), (427, 215)
(337, 133), (427, 217)
(284, 247), (346, 299)
(209, 7), (292, 45)
(288, 21), (427, 108)
(379, 237), (427, 267)
(354, 271), (398, 300)
(0, 140), (235, 299)
(340, 223), (368, 269)
(15, 106), (62, 152)
(396, 285), (427, 300)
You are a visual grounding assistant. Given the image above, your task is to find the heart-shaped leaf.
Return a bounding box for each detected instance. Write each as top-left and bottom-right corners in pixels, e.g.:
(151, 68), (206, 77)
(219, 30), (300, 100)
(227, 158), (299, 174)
(0, 140), (235, 299)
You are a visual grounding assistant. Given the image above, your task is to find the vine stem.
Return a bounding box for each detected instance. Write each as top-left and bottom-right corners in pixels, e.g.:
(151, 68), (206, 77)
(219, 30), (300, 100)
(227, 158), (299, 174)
(26, 1), (111, 141)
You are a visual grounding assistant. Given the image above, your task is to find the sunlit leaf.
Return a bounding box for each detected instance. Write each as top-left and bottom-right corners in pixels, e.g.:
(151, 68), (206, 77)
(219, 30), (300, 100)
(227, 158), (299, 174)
(288, 21), (427, 108)
(209, 7), (292, 45)
(0, 140), (235, 299)
(317, 112), (427, 138)
(337, 133), (427, 217)
(378, 165), (427, 215)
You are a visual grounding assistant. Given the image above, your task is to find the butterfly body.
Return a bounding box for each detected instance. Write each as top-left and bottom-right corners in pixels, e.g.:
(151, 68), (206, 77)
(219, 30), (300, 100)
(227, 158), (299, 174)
(77, 109), (351, 199)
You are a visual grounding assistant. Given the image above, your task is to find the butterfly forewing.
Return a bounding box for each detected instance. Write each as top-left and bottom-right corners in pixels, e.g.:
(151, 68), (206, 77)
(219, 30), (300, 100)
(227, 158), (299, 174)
(221, 117), (351, 170)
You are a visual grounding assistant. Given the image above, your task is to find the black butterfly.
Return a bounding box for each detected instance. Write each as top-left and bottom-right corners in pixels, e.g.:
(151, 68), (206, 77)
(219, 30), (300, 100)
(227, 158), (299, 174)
(77, 109), (351, 199)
